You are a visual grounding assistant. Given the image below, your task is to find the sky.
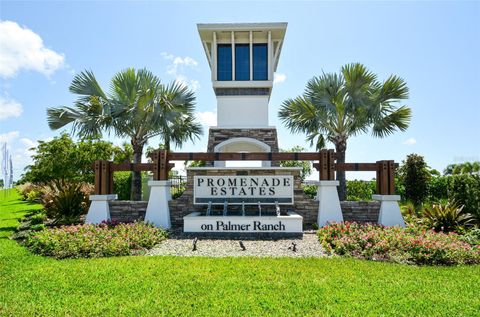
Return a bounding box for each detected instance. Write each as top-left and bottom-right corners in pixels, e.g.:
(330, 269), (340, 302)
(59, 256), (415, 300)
(1, 0), (479, 181)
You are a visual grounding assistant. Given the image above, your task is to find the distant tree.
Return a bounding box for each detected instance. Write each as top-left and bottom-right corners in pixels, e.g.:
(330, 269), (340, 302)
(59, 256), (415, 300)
(279, 146), (312, 182)
(444, 162), (480, 175)
(20, 134), (119, 184)
(47, 68), (203, 200)
(279, 63), (411, 200)
(397, 154), (430, 206)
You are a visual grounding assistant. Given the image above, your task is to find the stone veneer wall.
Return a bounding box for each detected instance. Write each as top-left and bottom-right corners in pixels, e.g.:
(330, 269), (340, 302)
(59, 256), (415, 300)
(340, 201), (380, 223)
(206, 128), (280, 166)
(109, 201), (147, 223)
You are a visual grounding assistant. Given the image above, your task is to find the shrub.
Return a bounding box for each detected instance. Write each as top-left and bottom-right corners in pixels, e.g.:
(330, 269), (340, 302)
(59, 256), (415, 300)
(303, 184), (317, 199)
(25, 222), (168, 259)
(460, 228), (480, 246)
(41, 180), (93, 224)
(318, 222), (480, 265)
(16, 182), (37, 200)
(397, 154), (430, 206)
(428, 175), (450, 202)
(113, 171), (132, 200)
(346, 180), (375, 201)
(449, 174), (480, 221)
(423, 201), (475, 233)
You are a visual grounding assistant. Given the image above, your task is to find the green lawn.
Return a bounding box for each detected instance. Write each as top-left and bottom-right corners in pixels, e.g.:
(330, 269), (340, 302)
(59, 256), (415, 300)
(1, 190), (479, 316)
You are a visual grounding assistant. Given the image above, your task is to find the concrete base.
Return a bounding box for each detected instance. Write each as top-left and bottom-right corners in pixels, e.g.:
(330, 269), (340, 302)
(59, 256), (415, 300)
(145, 181), (172, 229)
(317, 181), (343, 227)
(85, 194), (117, 224)
(372, 195), (405, 227)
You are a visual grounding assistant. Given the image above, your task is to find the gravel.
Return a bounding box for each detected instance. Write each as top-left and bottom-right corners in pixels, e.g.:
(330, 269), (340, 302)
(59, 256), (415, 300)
(146, 232), (326, 257)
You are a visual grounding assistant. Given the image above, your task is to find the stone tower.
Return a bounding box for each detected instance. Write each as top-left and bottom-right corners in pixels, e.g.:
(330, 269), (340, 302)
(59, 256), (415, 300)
(197, 23), (287, 166)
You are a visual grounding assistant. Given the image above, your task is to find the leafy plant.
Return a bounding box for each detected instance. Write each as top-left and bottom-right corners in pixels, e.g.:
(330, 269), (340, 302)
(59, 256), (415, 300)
(423, 201), (475, 233)
(41, 180), (92, 224)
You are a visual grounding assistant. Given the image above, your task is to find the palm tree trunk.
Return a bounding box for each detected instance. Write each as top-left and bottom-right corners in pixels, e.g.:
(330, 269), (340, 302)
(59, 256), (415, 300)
(131, 141), (144, 201)
(334, 138), (347, 201)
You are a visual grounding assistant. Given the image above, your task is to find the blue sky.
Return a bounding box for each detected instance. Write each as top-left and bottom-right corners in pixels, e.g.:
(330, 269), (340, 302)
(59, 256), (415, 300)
(1, 1), (479, 180)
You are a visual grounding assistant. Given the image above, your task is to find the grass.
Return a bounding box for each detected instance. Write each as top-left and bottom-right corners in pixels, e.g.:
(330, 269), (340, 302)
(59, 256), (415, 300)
(1, 189), (479, 316)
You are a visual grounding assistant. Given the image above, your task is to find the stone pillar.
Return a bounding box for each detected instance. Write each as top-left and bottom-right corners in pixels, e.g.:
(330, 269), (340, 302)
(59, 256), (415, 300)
(317, 181), (343, 227)
(145, 180), (172, 229)
(372, 195), (405, 227)
(86, 194), (117, 224)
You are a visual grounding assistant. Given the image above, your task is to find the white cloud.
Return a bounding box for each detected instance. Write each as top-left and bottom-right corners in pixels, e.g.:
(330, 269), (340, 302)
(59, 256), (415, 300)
(403, 137), (417, 145)
(161, 52), (200, 91)
(0, 95), (22, 120)
(196, 110), (217, 127)
(0, 130), (19, 143)
(0, 20), (65, 78)
(274, 73), (287, 83)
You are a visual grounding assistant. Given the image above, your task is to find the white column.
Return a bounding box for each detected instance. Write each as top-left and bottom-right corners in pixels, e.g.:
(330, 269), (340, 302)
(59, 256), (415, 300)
(212, 32), (217, 81)
(86, 194), (117, 224)
(249, 31), (253, 81)
(267, 31), (272, 81)
(372, 195), (405, 227)
(231, 31), (235, 81)
(317, 181), (343, 227)
(145, 180), (172, 229)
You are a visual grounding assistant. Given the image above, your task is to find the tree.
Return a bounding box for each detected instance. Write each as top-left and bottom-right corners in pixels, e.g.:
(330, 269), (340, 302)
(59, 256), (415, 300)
(20, 133), (119, 184)
(47, 68), (202, 200)
(278, 63), (411, 200)
(279, 146), (312, 182)
(397, 154), (430, 206)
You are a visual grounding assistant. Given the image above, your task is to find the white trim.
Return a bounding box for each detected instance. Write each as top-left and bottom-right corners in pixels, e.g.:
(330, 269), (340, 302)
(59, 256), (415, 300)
(214, 137), (271, 152)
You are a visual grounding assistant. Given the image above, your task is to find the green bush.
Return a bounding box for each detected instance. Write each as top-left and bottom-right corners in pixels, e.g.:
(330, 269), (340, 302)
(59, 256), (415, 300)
(25, 222), (168, 259)
(397, 154), (430, 206)
(449, 174), (480, 221)
(303, 184), (317, 199)
(318, 222), (480, 265)
(428, 175), (450, 202)
(423, 201), (475, 233)
(346, 180), (375, 201)
(113, 172), (132, 200)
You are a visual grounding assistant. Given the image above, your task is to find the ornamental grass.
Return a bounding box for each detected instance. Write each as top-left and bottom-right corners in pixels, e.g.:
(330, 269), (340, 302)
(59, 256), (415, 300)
(318, 222), (480, 265)
(25, 221), (167, 259)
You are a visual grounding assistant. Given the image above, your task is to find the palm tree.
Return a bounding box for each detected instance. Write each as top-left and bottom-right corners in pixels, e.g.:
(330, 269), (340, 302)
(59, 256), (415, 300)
(47, 68), (203, 200)
(278, 63), (411, 200)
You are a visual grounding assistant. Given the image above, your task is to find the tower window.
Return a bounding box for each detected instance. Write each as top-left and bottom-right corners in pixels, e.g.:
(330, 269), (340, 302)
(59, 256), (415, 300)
(217, 44), (232, 81)
(235, 44), (250, 81)
(253, 44), (268, 80)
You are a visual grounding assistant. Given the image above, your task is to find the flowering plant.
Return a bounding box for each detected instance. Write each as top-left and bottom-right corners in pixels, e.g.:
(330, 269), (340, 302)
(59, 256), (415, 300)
(25, 221), (167, 259)
(318, 222), (480, 265)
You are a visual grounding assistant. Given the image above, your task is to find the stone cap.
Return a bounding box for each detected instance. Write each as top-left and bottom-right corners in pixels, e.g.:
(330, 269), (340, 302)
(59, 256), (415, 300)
(89, 194), (117, 201)
(372, 194), (401, 201)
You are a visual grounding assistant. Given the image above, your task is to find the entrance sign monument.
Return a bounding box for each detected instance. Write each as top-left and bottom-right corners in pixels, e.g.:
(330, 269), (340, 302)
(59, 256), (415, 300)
(85, 22), (406, 234)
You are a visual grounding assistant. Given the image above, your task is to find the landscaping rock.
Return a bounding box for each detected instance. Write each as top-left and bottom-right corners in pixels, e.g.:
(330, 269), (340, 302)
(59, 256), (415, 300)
(147, 232), (326, 257)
